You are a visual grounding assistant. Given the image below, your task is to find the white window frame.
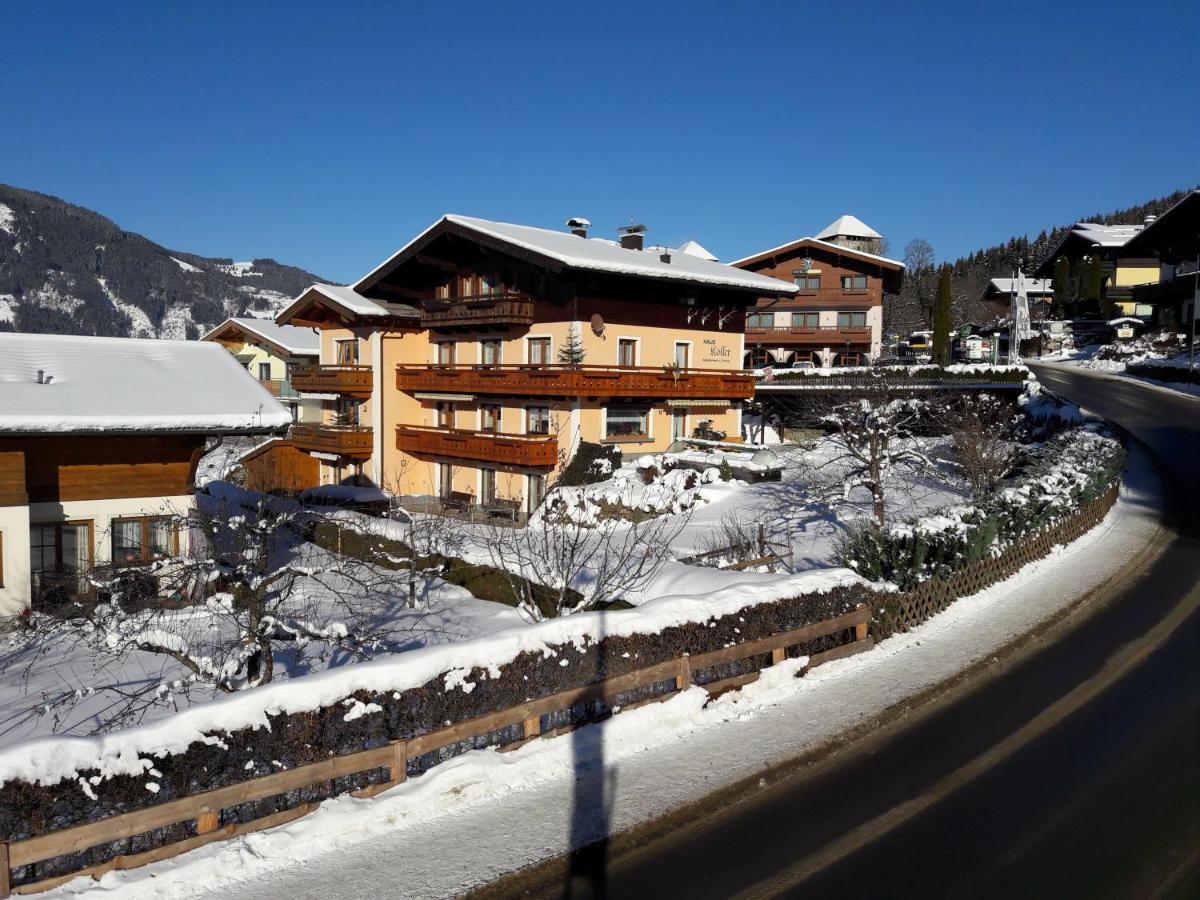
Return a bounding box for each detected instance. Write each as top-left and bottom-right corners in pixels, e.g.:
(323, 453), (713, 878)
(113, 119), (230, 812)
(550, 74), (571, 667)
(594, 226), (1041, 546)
(601, 404), (653, 442)
(673, 340), (692, 370)
(524, 404), (552, 436)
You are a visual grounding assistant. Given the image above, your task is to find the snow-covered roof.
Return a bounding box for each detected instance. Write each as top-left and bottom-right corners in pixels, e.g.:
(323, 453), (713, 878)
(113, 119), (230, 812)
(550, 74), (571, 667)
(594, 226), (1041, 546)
(730, 236), (904, 270)
(0, 333), (293, 434)
(203, 317), (320, 356)
(815, 214), (882, 241)
(1070, 222), (1145, 247)
(988, 278), (1054, 295)
(355, 215), (797, 295)
(677, 239), (718, 261)
(275, 283), (420, 326)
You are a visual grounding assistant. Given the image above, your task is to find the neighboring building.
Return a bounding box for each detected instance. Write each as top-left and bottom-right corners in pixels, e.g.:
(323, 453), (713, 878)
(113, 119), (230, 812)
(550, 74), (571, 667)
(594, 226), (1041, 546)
(981, 277), (1055, 320)
(0, 333), (291, 615)
(1122, 190), (1200, 329)
(275, 214), (795, 512)
(1033, 220), (1159, 317)
(202, 317), (322, 422)
(731, 216), (904, 367)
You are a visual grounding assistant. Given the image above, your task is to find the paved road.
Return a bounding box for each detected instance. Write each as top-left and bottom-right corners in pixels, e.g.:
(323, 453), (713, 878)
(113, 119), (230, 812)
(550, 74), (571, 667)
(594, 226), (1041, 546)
(539, 365), (1200, 899)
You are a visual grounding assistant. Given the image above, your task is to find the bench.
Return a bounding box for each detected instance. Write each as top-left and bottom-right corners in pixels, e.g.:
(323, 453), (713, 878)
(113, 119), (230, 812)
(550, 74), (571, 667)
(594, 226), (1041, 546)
(440, 490), (473, 514)
(483, 497), (521, 521)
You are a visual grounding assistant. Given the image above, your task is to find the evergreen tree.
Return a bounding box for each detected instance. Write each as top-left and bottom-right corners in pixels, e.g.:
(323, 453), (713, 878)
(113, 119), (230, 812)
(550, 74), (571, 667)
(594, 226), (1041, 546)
(557, 322), (586, 364)
(1052, 256), (1072, 317)
(1080, 256), (1104, 314)
(932, 264), (953, 366)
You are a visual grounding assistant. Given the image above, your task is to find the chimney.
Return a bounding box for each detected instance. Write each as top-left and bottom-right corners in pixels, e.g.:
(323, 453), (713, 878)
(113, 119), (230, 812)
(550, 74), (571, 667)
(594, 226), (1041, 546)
(36, 369), (44, 384)
(619, 223), (646, 251)
(566, 216), (591, 238)
(659, 249), (672, 263)
(1144, 214), (1157, 227)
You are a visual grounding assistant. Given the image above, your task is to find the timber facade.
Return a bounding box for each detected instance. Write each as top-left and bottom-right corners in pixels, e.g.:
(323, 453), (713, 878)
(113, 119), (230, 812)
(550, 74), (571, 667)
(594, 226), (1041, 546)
(276, 215), (795, 516)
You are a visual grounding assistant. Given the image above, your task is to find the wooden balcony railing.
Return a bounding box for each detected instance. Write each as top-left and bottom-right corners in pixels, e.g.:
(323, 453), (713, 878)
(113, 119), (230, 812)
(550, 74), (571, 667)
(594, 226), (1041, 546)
(420, 294), (535, 329)
(290, 365), (373, 397)
(396, 424), (558, 467)
(258, 378), (300, 400)
(745, 325), (872, 344)
(290, 424), (373, 458)
(787, 286), (880, 303)
(396, 364), (756, 400)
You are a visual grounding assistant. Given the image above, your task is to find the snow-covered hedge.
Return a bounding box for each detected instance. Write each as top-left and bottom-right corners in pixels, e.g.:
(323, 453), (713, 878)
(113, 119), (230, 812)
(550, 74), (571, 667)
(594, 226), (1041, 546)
(841, 426), (1124, 590)
(767, 365), (1029, 384)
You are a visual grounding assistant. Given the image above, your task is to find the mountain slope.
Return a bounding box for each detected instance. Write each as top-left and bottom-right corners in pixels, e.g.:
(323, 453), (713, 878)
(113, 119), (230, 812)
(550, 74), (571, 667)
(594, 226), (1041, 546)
(0, 184), (330, 338)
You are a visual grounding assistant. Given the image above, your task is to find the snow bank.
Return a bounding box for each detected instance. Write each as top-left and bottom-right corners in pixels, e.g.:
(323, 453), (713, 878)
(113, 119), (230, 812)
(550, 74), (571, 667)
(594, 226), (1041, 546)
(0, 567), (866, 789)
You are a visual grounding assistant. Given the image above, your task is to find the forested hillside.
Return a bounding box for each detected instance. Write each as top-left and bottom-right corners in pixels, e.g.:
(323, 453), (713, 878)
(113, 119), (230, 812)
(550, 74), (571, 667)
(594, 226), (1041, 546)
(0, 184), (329, 338)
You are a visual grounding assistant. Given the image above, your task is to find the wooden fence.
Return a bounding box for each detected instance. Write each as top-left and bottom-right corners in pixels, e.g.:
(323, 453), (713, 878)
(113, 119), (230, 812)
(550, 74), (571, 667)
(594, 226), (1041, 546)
(0, 607), (872, 897)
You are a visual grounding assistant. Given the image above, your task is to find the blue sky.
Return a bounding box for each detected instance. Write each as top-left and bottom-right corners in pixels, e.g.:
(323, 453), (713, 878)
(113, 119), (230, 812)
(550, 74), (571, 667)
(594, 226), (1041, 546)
(1, 1), (1197, 283)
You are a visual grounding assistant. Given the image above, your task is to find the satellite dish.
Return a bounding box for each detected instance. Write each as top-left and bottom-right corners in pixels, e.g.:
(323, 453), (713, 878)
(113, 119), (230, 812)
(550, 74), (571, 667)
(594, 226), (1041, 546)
(590, 313), (605, 336)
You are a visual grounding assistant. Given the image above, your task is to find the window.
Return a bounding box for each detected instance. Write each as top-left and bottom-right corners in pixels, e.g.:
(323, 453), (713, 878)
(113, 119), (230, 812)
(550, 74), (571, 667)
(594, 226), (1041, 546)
(840, 274), (868, 291)
(480, 339), (501, 367)
(527, 474), (546, 514)
(481, 469), (497, 504)
(672, 408), (687, 441)
(480, 272), (503, 296)
(746, 312), (774, 328)
(334, 396), (360, 426)
(794, 274), (820, 292)
(335, 339), (359, 365)
(838, 311), (868, 327)
(257, 362), (272, 381)
(480, 404), (500, 432)
(437, 342), (456, 365)
(791, 312), (820, 328)
(674, 342), (690, 369)
(605, 407), (649, 439)
(29, 522), (91, 598)
(527, 337), (551, 366)
(526, 406), (551, 435)
(617, 339), (638, 367)
(436, 401), (454, 429)
(112, 516), (174, 566)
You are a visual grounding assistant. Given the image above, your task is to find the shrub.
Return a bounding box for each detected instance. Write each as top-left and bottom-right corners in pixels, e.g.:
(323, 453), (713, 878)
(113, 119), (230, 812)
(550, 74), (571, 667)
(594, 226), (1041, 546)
(557, 442), (622, 486)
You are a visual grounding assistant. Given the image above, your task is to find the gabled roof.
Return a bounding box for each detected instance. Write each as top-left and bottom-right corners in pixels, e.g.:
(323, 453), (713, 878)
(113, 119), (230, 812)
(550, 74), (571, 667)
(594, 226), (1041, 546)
(275, 283), (421, 327)
(0, 333), (292, 435)
(815, 214), (882, 241)
(1121, 190), (1200, 255)
(1033, 221), (1149, 276)
(730, 236), (904, 270)
(677, 239), (718, 261)
(354, 214), (797, 295)
(986, 277), (1054, 296)
(202, 317), (320, 357)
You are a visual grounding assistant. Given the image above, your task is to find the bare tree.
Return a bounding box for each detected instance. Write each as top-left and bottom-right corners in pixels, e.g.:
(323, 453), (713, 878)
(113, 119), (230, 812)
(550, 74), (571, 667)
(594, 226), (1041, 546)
(903, 238), (937, 327)
(803, 387), (943, 526)
(946, 395), (1021, 498)
(482, 489), (691, 622)
(2, 488), (423, 734)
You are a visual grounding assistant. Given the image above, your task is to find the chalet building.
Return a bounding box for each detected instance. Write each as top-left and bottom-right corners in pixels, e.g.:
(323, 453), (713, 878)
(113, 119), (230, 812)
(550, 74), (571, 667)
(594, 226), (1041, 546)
(981, 277), (1055, 320)
(202, 317), (322, 422)
(731, 215), (904, 367)
(1033, 220), (1159, 318)
(0, 334), (291, 615)
(1122, 190), (1200, 329)
(274, 215), (795, 514)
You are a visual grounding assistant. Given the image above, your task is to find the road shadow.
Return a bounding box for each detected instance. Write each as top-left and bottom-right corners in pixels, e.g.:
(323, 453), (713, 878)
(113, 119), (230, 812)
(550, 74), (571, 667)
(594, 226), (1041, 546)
(564, 608), (615, 898)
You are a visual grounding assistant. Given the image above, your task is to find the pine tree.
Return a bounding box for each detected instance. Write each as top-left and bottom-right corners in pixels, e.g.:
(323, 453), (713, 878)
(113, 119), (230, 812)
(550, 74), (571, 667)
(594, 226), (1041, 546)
(1052, 256), (1072, 317)
(557, 322), (585, 364)
(932, 264), (953, 366)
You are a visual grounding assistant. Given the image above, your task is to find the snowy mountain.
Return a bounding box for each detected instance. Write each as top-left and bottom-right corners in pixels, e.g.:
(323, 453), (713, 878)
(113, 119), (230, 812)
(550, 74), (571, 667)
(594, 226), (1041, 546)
(0, 184), (330, 339)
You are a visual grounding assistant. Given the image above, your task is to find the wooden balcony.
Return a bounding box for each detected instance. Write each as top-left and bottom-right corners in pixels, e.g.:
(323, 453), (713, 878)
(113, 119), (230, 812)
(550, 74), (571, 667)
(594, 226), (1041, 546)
(786, 286), (881, 304)
(289, 365), (373, 397)
(258, 378), (300, 400)
(420, 293), (535, 330)
(396, 424), (558, 467)
(745, 325), (872, 345)
(396, 364), (756, 400)
(290, 424), (373, 458)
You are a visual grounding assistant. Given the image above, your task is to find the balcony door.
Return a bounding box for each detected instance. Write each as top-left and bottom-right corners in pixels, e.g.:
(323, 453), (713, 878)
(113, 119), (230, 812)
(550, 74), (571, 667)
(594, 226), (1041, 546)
(436, 401), (454, 429)
(674, 342), (690, 369)
(437, 342), (456, 366)
(335, 339), (359, 366)
(30, 522), (91, 605)
(672, 408), (687, 441)
(618, 338), (638, 368)
(527, 474), (546, 514)
(480, 404), (500, 433)
(480, 339), (501, 368)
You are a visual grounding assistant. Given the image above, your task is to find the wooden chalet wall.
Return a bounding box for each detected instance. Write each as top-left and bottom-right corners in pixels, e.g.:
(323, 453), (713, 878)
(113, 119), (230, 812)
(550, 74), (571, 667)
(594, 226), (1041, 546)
(0, 451), (28, 506)
(240, 439), (319, 494)
(0, 436), (206, 504)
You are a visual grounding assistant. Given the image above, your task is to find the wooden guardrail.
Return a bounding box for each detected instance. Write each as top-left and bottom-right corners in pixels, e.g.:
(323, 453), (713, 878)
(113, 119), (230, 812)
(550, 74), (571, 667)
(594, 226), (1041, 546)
(0, 606), (871, 896)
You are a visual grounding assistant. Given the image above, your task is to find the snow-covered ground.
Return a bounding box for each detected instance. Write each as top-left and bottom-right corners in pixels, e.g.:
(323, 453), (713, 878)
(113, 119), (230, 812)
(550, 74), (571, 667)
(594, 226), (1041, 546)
(1041, 340), (1200, 399)
(41, 444), (1161, 900)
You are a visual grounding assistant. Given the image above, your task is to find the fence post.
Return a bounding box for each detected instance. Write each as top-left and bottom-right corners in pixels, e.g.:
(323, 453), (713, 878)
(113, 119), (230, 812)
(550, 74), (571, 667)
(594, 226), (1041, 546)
(196, 811), (220, 835)
(675, 655), (692, 691)
(390, 741), (408, 785)
(523, 715), (541, 740)
(854, 604), (869, 642)
(1, 841), (9, 899)
(770, 647), (786, 665)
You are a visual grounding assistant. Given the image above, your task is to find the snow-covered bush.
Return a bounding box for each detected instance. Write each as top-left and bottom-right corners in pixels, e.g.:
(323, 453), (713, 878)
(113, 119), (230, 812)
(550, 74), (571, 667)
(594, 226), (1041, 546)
(840, 426), (1123, 589)
(556, 441), (622, 487)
